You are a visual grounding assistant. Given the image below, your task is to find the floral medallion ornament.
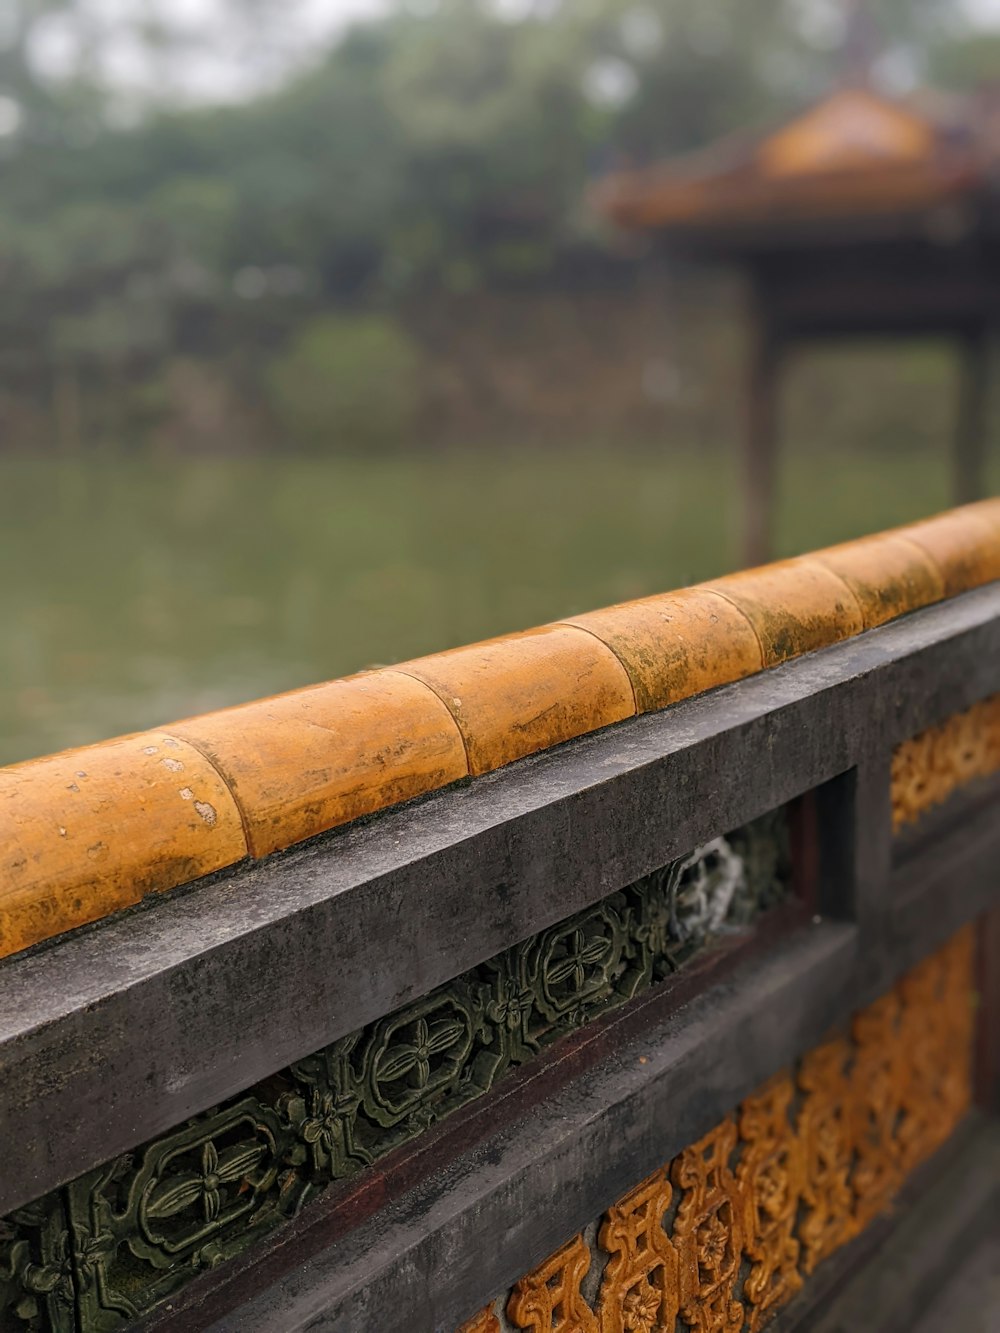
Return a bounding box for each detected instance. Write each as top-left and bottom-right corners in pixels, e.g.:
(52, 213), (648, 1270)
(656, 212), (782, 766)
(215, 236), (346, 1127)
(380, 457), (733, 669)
(736, 1075), (804, 1330)
(58, 1098), (305, 1330)
(795, 1038), (855, 1273)
(895, 928), (975, 1175)
(596, 1172), (679, 1333)
(671, 1121), (744, 1333)
(848, 992), (905, 1228)
(363, 989), (479, 1125)
(530, 897), (639, 1030)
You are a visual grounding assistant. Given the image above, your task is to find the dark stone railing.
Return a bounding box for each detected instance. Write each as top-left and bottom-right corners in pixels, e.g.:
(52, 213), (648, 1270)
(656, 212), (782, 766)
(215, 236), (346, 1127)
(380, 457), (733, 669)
(1, 582), (999, 1332)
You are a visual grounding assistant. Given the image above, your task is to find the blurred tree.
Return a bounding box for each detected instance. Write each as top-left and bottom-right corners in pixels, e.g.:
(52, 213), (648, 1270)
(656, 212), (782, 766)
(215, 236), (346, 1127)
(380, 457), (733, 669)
(266, 312), (423, 449)
(928, 29), (1000, 89)
(0, 0), (994, 450)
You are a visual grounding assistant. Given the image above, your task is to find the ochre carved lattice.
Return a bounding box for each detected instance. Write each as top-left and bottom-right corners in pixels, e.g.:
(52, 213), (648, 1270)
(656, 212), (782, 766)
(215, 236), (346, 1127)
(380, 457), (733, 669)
(596, 1170), (679, 1333)
(457, 1309), (501, 1333)
(671, 1120), (744, 1333)
(795, 1037), (854, 1273)
(895, 928), (975, 1174)
(736, 1074), (804, 1330)
(848, 990), (905, 1228)
(467, 925), (976, 1333)
(507, 1235), (600, 1333)
(891, 693), (1000, 829)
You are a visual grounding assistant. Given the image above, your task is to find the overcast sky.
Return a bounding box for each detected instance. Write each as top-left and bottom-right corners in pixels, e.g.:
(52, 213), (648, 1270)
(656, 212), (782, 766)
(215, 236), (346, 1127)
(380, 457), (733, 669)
(25, 0), (1000, 109)
(28, 0), (391, 104)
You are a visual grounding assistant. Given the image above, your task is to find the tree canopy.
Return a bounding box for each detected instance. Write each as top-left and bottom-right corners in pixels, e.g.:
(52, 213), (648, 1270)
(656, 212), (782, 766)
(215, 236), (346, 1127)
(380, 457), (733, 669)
(0, 0), (994, 448)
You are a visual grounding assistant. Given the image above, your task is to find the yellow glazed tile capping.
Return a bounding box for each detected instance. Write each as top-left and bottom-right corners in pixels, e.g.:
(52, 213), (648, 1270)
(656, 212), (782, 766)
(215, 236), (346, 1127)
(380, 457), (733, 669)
(964, 497), (1000, 542)
(897, 506), (1000, 595)
(393, 625), (635, 775)
(563, 588), (764, 712)
(811, 533), (944, 630)
(0, 734), (248, 957)
(0, 499), (998, 961)
(702, 557), (866, 663)
(168, 672), (468, 857)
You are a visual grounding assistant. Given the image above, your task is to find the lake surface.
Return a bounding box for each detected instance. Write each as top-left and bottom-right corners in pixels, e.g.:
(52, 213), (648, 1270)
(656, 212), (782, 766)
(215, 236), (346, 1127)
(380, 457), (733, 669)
(0, 444), (982, 765)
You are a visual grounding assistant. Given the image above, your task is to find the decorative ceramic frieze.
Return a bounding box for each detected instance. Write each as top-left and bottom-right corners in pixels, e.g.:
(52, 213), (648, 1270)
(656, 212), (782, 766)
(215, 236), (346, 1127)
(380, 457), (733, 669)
(0, 1196), (74, 1333)
(0, 812), (789, 1331)
(891, 693), (1000, 830)
(460, 925), (975, 1333)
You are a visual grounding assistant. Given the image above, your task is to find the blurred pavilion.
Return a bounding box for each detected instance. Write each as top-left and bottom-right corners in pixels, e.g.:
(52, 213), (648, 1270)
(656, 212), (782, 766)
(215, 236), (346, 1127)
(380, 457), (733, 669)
(598, 82), (1000, 563)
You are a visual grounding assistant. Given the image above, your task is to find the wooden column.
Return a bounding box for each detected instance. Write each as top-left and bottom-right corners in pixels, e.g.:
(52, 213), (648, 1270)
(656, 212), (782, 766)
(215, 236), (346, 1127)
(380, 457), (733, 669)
(953, 327), (990, 506)
(742, 319), (780, 568)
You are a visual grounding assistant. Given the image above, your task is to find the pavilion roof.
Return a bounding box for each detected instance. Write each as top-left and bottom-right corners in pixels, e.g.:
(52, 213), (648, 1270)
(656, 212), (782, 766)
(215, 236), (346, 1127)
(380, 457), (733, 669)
(597, 85), (1000, 240)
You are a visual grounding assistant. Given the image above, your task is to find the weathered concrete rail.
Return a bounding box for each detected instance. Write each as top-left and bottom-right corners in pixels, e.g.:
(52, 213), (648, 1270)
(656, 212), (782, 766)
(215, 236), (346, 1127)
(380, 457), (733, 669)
(1, 503), (999, 1332)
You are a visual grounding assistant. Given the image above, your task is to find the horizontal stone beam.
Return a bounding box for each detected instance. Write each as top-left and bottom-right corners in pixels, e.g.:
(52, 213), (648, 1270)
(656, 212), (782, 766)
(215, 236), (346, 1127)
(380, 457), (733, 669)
(1, 584), (999, 1215)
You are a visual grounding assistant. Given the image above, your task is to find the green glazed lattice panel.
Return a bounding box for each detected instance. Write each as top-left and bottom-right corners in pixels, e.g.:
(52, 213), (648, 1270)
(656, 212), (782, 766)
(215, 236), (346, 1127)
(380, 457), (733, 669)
(2, 809), (789, 1331)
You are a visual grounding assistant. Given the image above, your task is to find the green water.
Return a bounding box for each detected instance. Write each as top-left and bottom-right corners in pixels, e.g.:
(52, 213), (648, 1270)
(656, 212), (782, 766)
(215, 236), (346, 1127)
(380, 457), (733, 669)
(0, 443), (988, 766)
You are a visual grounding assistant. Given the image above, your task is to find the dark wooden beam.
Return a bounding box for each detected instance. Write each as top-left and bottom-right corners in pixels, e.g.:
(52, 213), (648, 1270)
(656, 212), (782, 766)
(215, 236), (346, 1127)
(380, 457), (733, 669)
(954, 326), (991, 505)
(742, 317), (780, 566)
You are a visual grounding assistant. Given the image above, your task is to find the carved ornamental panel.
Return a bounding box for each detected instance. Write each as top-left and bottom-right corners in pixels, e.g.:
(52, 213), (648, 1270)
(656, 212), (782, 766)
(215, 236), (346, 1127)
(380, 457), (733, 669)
(892, 693), (1000, 830)
(460, 926), (976, 1333)
(0, 812), (790, 1332)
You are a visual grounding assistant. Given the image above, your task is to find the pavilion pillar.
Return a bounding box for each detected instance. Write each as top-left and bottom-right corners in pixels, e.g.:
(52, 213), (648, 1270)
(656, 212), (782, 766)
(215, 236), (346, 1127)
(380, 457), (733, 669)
(953, 326), (990, 506)
(742, 321), (780, 568)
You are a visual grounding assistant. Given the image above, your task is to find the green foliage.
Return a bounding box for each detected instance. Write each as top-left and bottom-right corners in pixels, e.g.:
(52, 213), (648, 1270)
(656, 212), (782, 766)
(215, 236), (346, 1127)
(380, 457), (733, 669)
(0, 0), (994, 450)
(928, 32), (1000, 88)
(265, 314), (424, 450)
